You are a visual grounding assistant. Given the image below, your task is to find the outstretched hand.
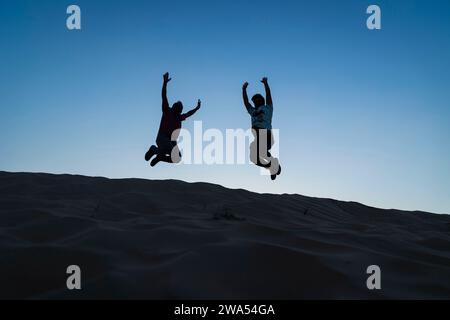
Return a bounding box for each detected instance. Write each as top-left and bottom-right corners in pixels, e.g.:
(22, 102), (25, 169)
(196, 99), (201, 109)
(243, 82), (249, 90)
(163, 72), (171, 83)
(261, 77), (268, 84)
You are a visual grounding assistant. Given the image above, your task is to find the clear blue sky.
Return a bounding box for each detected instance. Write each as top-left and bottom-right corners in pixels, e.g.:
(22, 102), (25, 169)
(1, 0), (449, 214)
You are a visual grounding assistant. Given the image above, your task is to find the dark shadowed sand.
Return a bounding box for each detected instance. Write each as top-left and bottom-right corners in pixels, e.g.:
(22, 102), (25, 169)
(0, 171), (449, 299)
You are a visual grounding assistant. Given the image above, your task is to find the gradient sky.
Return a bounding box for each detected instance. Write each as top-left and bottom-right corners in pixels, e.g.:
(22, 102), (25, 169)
(1, 0), (449, 214)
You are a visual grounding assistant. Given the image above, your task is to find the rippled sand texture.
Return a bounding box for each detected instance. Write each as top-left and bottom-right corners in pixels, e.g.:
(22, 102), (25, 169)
(0, 171), (449, 299)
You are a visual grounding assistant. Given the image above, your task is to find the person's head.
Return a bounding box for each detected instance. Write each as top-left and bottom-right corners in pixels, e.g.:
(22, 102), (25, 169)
(251, 94), (265, 107)
(172, 101), (183, 114)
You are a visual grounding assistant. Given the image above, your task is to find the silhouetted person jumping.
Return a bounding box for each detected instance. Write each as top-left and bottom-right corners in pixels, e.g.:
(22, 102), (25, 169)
(145, 72), (201, 167)
(243, 77), (281, 180)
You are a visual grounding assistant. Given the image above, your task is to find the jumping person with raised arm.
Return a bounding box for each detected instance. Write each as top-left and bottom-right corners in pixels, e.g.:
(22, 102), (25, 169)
(242, 77), (281, 180)
(145, 72), (201, 167)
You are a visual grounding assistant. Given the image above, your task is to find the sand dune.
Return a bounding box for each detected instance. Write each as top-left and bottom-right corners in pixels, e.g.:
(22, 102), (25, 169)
(0, 171), (449, 299)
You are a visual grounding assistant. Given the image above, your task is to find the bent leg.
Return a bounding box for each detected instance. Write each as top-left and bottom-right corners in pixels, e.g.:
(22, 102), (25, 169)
(265, 130), (281, 176)
(255, 129), (272, 168)
(145, 145), (158, 161)
(151, 154), (171, 167)
(250, 140), (270, 168)
(170, 145), (182, 164)
(151, 145), (182, 167)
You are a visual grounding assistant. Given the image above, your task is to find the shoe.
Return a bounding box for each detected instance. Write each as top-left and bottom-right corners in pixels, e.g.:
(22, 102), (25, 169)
(268, 158), (280, 176)
(150, 156), (160, 167)
(145, 145), (157, 161)
(270, 161), (281, 181)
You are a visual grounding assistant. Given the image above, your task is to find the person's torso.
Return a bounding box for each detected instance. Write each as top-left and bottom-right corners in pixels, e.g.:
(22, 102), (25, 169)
(158, 109), (182, 137)
(251, 104), (273, 129)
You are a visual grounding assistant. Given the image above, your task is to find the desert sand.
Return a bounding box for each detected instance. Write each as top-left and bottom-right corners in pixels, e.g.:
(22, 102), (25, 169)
(0, 171), (449, 299)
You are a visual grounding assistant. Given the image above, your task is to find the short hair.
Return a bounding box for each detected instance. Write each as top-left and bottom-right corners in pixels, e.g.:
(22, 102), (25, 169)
(251, 94), (265, 105)
(172, 101), (183, 114)
(172, 101), (183, 109)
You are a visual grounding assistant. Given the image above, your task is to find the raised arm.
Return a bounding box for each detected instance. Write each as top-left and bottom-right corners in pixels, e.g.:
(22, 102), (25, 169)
(181, 99), (201, 121)
(161, 72), (171, 112)
(261, 77), (272, 107)
(242, 82), (255, 114)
